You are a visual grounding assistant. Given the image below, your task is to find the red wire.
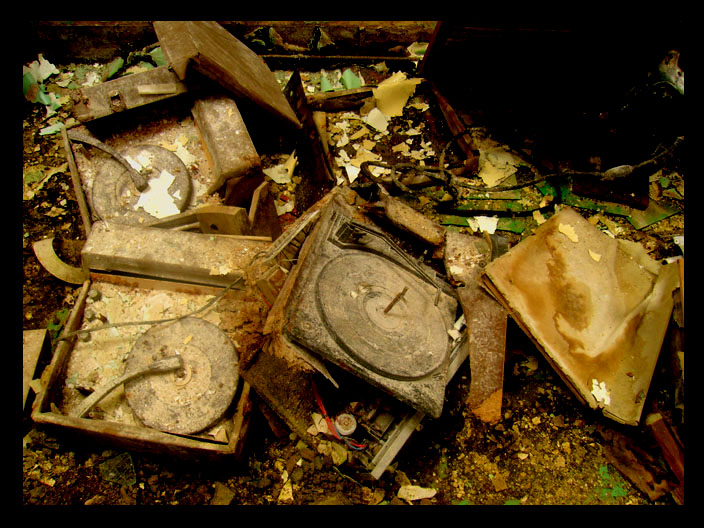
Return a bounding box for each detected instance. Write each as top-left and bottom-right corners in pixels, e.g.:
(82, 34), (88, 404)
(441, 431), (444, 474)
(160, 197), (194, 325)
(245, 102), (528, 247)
(312, 380), (366, 449)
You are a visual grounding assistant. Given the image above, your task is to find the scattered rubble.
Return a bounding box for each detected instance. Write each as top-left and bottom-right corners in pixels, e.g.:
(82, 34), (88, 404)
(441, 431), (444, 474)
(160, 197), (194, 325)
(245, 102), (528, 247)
(23, 21), (684, 506)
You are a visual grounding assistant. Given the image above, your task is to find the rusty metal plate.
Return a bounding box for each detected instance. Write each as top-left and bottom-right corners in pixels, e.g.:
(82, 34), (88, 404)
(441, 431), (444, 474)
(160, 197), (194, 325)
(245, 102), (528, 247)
(154, 20), (301, 129)
(483, 207), (680, 425)
(124, 317), (239, 435)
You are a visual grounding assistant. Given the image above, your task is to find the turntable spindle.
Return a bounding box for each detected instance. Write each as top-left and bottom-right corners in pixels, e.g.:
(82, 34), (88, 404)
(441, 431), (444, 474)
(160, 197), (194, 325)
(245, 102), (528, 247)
(383, 286), (409, 314)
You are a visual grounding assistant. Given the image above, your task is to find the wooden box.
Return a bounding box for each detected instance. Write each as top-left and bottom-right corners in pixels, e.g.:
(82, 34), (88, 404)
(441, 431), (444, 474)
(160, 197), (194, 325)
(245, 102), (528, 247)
(31, 272), (253, 461)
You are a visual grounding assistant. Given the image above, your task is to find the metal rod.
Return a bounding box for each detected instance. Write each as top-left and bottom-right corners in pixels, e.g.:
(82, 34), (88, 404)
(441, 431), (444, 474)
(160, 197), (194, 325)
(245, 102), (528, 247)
(384, 286), (408, 314)
(67, 130), (148, 191)
(61, 127), (93, 237)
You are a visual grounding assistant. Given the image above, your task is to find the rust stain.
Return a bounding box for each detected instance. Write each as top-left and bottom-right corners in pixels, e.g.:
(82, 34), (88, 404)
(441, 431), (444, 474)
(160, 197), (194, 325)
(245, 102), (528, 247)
(544, 227), (593, 336)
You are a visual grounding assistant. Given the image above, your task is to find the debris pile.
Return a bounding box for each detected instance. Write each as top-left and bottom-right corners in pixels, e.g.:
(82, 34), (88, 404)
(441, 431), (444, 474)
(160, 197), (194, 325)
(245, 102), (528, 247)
(23, 21), (684, 505)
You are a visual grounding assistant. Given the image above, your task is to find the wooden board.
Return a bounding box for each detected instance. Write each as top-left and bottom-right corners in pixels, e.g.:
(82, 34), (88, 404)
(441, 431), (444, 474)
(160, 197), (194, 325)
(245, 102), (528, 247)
(72, 66), (188, 122)
(81, 221), (270, 288)
(23, 329), (49, 411)
(153, 21), (301, 129)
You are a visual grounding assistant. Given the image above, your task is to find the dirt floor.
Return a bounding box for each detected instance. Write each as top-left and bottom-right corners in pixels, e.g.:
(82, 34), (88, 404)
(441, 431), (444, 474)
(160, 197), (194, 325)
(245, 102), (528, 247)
(22, 50), (685, 507)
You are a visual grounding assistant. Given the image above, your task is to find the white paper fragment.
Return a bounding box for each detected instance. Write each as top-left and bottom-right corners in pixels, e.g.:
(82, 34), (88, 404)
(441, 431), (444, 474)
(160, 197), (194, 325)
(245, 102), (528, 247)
(133, 169), (180, 218)
(263, 165), (291, 184)
(397, 485), (437, 502)
(25, 54), (60, 83)
(558, 223), (579, 243)
(364, 107), (389, 132)
(533, 210), (547, 225)
(275, 199), (295, 216)
(478, 147), (520, 187)
(345, 164), (361, 183)
(469, 216), (499, 234)
(591, 379), (611, 406)
(175, 144), (197, 167)
(588, 249), (602, 262)
(336, 132), (349, 147)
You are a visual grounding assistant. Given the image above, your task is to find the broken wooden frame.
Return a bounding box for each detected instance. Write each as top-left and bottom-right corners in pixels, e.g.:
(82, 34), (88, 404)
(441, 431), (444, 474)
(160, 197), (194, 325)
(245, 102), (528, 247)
(31, 274), (253, 461)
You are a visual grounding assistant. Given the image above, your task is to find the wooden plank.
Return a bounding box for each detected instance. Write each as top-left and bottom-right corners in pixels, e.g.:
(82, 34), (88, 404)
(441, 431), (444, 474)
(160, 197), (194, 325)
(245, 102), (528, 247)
(196, 204), (251, 235)
(71, 66), (188, 122)
(248, 182), (282, 240)
(153, 21), (301, 129)
(23, 329), (49, 411)
(81, 221), (269, 288)
(191, 94), (263, 199)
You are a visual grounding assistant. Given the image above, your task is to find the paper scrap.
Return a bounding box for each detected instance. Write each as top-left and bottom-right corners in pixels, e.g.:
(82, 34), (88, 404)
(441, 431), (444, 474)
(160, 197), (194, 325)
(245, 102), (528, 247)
(533, 210), (547, 225)
(275, 199), (295, 216)
(558, 223), (579, 243)
(591, 379), (611, 406)
(345, 164), (360, 183)
(364, 107), (389, 132)
(350, 127), (369, 141)
(336, 132), (349, 147)
(373, 71), (422, 117)
(133, 169), (180, 218)
(478, 147), (520, 187)
(39, 122), (65, 136)
(469, 216), (499, 234)
(588, 249), (602, 262)
(174, 144), (197, 167)
(397, 485), (437, 502)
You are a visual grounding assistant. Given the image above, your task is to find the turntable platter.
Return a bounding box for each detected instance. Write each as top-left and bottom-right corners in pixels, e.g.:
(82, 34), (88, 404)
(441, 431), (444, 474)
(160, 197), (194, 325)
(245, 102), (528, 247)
(316, 251), (449, 381)
(124, 317), (239, 435)
(92, 144), (192, 224)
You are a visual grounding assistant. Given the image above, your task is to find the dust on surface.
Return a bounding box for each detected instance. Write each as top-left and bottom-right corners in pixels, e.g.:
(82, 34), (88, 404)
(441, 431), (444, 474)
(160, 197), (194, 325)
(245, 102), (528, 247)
(23, 55), (683, 506)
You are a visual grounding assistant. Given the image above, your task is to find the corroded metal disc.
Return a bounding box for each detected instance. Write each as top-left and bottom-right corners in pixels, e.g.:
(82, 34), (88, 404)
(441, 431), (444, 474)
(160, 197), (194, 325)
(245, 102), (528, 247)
(124, 317), (238, 435)
(315, 251), (449, 381)
(91, 144), (191, 224)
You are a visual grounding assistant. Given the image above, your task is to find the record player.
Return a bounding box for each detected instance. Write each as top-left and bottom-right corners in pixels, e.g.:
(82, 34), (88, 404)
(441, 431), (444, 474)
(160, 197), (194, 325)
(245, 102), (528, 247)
(283, 199), (459, 418)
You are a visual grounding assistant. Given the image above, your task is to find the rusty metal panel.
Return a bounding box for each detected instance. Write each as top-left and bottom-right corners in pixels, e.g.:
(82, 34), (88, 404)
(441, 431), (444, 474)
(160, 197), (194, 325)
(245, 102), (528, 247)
(483, 207), (680, 425)
(153, 20), (301, 129)
(72, 66), (188, 122)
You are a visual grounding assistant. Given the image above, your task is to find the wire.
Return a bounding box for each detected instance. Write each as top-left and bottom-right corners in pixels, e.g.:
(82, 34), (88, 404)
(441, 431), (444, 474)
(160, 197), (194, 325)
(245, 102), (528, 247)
(57, 275), (245, 343)
(312, 380), (367, 451)
(360, 131), (684, 196)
